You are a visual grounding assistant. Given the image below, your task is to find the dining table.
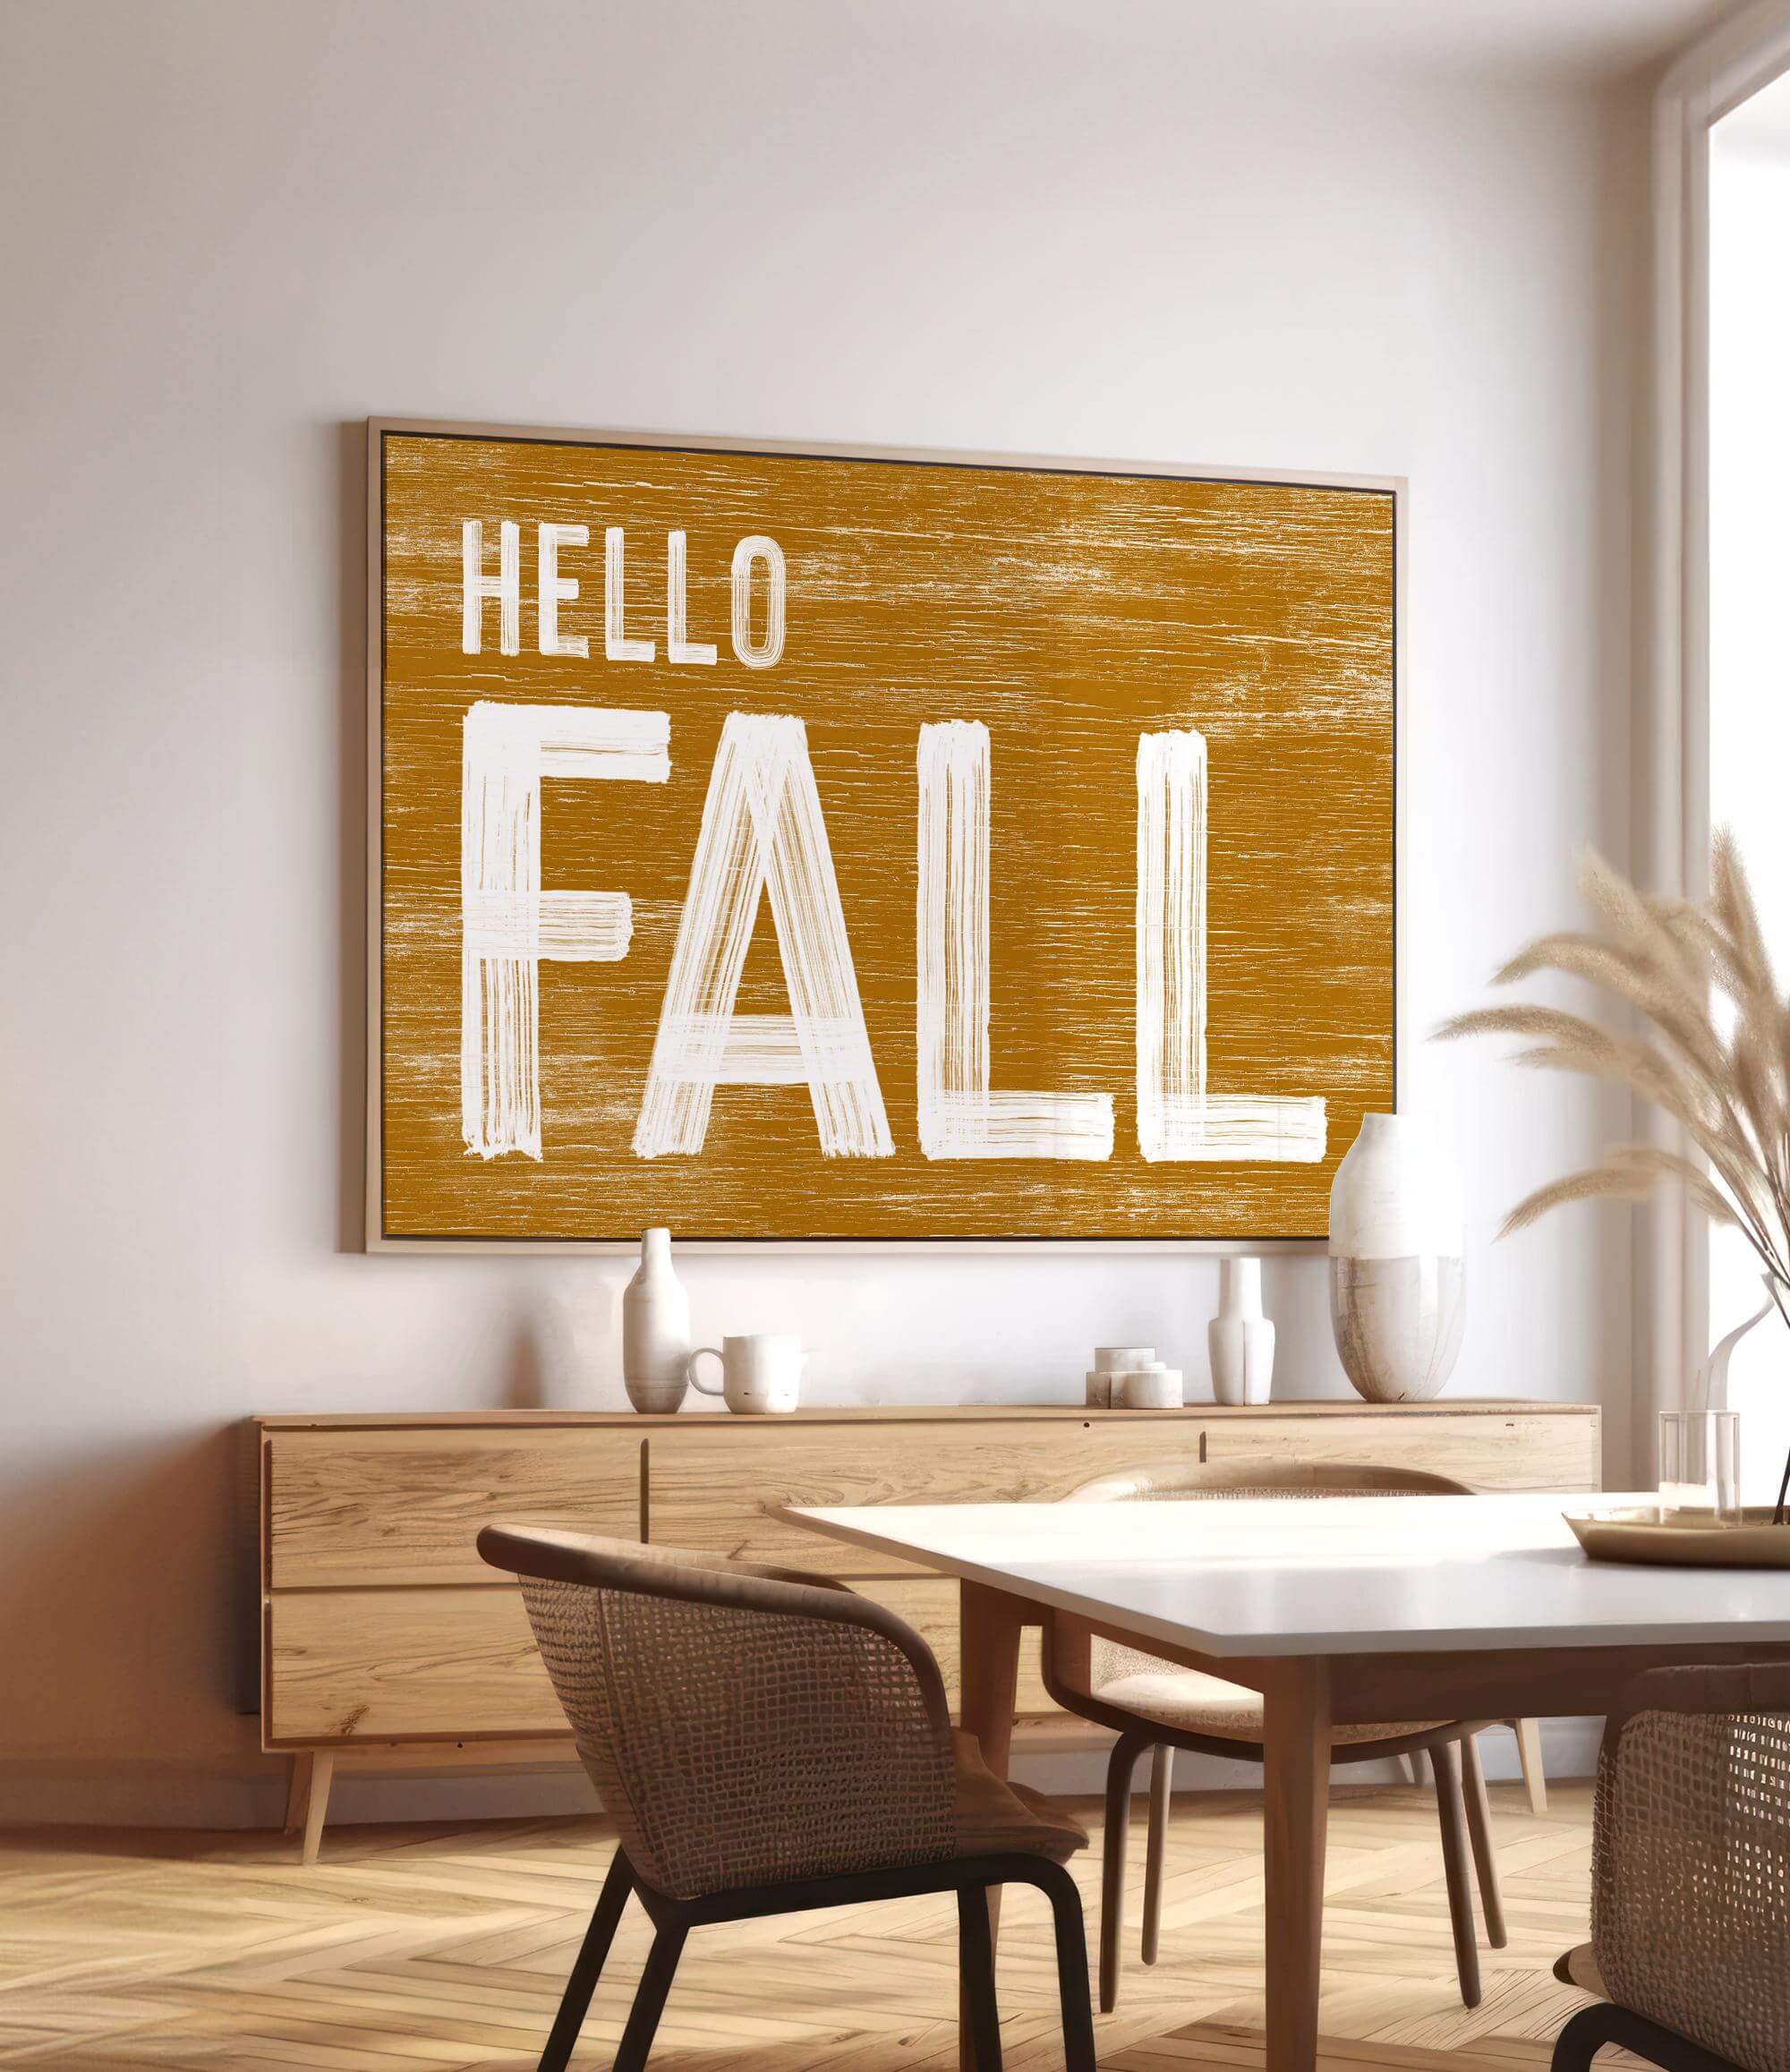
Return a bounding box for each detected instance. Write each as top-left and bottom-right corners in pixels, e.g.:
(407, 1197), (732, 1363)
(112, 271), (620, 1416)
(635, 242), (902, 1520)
(783, 1488), (1790, 2072)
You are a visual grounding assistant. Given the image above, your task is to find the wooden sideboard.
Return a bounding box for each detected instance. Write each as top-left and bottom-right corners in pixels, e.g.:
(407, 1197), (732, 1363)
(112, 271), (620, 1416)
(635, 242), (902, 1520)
(253, 1399), (1600, 1859)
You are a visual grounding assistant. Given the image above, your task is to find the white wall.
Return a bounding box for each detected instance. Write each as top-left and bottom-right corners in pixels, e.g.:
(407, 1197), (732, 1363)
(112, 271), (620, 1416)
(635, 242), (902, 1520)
(0, 0), (1644, 1822)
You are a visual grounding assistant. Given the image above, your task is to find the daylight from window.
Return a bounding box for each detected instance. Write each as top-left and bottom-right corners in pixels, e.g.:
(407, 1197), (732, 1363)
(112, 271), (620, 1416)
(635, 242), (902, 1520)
(1710, 73), (1790, 1502)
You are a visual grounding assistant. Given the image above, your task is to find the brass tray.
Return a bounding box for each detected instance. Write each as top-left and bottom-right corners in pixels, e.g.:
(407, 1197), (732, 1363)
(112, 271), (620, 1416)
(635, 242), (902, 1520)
(1564, 1506), (1790, 1568)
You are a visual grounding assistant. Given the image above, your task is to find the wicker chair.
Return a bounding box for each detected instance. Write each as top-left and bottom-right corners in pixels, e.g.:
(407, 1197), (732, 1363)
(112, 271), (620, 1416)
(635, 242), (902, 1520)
(479, 1522), (1095, 2072)
(1041, 1462), (1507, 2012)
(1551, 1662), (1790, 2072)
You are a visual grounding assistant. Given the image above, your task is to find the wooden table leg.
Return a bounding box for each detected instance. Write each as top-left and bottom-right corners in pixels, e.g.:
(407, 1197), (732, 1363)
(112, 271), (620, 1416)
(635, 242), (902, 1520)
(958, 1582), (1026, 2072)
(1261, 1658), (1331, 2072)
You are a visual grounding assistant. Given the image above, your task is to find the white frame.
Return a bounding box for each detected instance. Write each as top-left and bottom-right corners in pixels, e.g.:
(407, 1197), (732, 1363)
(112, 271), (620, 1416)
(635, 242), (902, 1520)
(364, 416), (1407, 1254)
(1643, 2), (1790, 1457)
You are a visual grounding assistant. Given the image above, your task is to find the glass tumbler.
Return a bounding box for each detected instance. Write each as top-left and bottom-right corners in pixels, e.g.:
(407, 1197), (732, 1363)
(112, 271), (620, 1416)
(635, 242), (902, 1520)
(1658, 1410), (1741, 1522)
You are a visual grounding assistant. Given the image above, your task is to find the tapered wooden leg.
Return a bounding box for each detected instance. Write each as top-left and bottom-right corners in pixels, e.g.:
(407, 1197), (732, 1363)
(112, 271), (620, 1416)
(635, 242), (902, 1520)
(1261, 1659), (1331, 2072)
(300, 1752), (334, 1866)
(1514, 1718), (1548, 1813)
(1142, 1743), (1172, 1965)
(538, 1850), (635, 2072)
(1100, 1732), (1149, 2012)
(283, 1752), (313, 1835)
(1394, 1752), (1422, 1786)
(1460, 1736), (1507, 1948)
(613, 1923), (686, 2072)
(957, 1582), (1025, 2072)
(958, 1885), (1004, 2072)
(1428, 1738), (1482, 2008)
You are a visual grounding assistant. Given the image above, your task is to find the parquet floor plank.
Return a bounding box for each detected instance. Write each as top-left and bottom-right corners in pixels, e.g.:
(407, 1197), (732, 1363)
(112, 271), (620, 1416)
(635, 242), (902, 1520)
(0, 1779), (1598, 2070)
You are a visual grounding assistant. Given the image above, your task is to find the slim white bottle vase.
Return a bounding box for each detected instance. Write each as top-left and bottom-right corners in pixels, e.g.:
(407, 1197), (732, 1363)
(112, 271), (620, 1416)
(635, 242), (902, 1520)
(622, 1227), (691, 1413)
(1208, 1257), (1274, 1406)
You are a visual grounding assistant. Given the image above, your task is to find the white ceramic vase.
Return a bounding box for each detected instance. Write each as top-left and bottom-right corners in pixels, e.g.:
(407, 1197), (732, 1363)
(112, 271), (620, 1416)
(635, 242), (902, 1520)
(1208, 1258), (1274, 1405)
(621, 1227), (691, 1413)
(1327, 1114), (1465, 1403)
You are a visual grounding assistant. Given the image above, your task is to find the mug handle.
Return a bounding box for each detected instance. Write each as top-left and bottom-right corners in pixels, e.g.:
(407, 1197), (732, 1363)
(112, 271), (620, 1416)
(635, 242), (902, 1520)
(686, 1347), (726, 1396)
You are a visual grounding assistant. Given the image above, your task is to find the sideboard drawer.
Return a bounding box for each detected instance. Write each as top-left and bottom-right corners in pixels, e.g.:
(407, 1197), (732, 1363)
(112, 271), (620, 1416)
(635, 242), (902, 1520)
(266, 1428), (645, 1588)
(645, 1416), (1205, 1576)
(268, 1585), (563, 1742)
(1205, 1408), (1600, 1491)
(266, 1574), (1052, 1744)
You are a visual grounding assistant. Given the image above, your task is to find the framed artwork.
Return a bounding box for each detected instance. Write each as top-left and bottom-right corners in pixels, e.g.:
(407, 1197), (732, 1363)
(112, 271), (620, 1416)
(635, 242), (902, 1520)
(368, 419), (1399, 1249)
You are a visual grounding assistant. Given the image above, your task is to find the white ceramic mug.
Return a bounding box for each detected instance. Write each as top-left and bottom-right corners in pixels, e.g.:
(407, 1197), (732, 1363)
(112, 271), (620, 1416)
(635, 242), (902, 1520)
(686, 1334), (805, 1414)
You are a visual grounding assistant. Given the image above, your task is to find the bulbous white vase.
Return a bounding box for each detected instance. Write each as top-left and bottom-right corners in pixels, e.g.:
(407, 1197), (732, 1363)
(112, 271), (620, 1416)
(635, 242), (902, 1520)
(1208, 1257), (1274, 1405)
(1328, 1114), (1465, 1403)
(622, 1227), (691, 1413)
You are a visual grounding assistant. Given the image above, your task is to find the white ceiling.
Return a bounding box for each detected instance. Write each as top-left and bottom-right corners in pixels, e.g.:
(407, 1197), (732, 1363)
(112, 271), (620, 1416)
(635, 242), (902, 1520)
(1087, 0), (1739, 82)
(1717, 60), (1790, 154)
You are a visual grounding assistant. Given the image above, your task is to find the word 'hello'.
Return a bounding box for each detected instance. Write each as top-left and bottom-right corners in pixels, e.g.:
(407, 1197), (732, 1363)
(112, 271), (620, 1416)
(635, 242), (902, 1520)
(462, 521), (786, 669)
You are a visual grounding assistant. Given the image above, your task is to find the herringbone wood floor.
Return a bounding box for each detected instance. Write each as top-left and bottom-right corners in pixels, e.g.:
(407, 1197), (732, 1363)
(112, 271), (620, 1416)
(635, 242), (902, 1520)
(0, 1776), (1598, 2070)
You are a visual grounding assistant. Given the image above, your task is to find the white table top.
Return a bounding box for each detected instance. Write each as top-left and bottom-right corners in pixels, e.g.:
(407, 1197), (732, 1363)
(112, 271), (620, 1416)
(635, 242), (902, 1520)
(787, 1491), (1790, 1657)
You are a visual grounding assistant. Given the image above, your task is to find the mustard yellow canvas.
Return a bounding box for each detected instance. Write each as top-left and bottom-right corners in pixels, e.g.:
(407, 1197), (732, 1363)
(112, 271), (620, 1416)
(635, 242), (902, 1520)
(372, 423), (1395, 1243)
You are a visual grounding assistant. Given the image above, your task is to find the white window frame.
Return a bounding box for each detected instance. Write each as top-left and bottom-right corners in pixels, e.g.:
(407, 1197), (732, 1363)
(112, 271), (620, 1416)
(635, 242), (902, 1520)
(1643, 2), (1790, 1470)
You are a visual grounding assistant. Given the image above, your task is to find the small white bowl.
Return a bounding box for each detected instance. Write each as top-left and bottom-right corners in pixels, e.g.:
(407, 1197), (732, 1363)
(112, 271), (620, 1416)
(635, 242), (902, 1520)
(1095, 1345), (1156, 1372)
(1112, 1367), (1184, 1410)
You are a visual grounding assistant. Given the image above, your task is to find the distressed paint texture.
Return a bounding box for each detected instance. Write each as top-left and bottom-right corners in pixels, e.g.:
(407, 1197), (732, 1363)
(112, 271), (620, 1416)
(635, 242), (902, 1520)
(1134, 729), (1327, 1164)
(379, 430), (1394, 1241)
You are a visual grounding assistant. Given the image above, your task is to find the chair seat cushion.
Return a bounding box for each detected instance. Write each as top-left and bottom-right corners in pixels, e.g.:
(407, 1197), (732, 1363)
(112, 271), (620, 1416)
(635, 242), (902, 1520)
(1094, 1668), (1442, 1746)
(950, 1731), (1088, 1863)
(1553, 1942), (1608, 1998)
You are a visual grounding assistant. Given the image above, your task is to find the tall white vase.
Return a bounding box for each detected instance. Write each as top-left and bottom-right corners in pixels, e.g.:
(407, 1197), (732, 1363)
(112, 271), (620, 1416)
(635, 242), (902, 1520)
(622, 1227), (691, 1413)
(1208, 1257), (1274, 1405)
(1328, 1114), (1465, 1403)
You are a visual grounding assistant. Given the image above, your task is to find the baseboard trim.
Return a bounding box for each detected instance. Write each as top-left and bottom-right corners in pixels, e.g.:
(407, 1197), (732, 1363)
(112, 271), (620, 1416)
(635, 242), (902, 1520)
(0, 1760), (279, 1830)
(0, 1718), (1601, 1834)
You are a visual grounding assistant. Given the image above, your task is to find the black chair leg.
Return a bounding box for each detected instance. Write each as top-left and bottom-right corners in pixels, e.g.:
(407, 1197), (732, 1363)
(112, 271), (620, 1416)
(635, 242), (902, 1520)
(1100, 1730), (1150, 2014)
(1552, 2004), (1616, 2072)
(538, 1849), (635, 2072)
(613, 1922), (687, 2072)
(1030, 1860), (1097, 2072)
(958, 1884), (1004, 2072)
(1551, 2000), (1748, 2072)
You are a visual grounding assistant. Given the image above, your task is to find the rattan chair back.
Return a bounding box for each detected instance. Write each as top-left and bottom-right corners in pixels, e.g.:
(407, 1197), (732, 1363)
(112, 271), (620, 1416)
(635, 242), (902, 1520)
(1057, 1460), (1468, 1687)
(478, 1523), (956, 1901)
(1064, 1459), (1468, 1504)
(1590, 1662), (1790, 2072)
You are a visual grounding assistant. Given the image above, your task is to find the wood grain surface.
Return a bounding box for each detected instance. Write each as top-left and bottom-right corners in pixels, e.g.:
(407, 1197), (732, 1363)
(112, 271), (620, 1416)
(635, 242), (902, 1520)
(1201, 1412), (1599, 1492)
(644, 1412), (1205, 1574)
(268, 1585), (562, 1741)
(0, 1783), (1598, 2069)
(257, 1406), (1598, 1769)
(266, 1428), (644, 1588)
(376, 427), (1395, 1241)
(266, 1573), (1049, 1743)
